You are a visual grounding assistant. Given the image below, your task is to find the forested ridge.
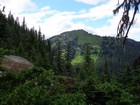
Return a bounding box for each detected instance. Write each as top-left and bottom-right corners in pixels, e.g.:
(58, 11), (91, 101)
(49, 30), (140, 73)
(0, 8), (140, 105)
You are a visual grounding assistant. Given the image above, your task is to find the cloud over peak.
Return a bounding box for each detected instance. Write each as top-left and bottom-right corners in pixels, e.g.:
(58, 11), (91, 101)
(1, 0), (140, 41)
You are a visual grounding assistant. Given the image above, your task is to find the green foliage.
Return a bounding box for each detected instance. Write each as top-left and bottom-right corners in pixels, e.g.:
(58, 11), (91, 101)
(50, 29), (102, 47)
(0, 68), (82, 105)
(97, 82), (134, 105)
(70, 30), (102, 46)
(0, 11), (51, 69)
(17, 67), (47, 83)
(72, 54), (98, 66)
(71, 55), (84, 65)
(55, 41), (65, 73)
(98, 36), (140, 73)
(51, 93), (86, 105)
(119, 67), (140, 104)
(81, 45), (94, 79)
(0, 6), (140, 105)
(50, 29), (101, 70)
(0, 48), (15, 57)
(0, 68), (54, 105)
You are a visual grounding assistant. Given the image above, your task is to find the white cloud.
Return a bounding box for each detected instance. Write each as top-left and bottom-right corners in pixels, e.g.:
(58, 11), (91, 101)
(1, 0), (117, 35)
(94, 9), (140, 41)
(0, 0), (37, 13)
(1, 0), (139, 41)
(75, 0), (108, 5)
(94, 13), (121, 36)
(69, 0), (118, 22)
(128, 13), (140, 41)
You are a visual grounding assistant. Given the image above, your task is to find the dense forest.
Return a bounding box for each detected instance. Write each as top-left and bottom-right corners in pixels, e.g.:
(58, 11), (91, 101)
(0, 6), (140, 105)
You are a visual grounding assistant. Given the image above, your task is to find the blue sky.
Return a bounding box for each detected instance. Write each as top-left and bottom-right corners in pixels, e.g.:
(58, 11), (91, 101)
(34, 0), (89, 11)
(1, 0), (140, 41)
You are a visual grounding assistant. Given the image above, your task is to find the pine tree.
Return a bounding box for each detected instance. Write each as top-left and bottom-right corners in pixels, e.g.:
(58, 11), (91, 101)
(102, 58), (111, 82)
(47, 39), (53, 69)
(65, 42), (72, 76)
(56, 41), (64, 73)
(0, 10), (6, 40)
(82, 45), (94, 79)
(22, 17), (26, 32)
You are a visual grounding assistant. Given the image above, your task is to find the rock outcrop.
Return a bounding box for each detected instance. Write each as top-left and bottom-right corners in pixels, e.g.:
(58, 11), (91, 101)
(0, 55), (33, 73)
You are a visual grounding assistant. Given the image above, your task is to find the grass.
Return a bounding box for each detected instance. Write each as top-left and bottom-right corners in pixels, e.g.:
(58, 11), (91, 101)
(71, 55), (83, 65)
(71, 54), (99, 66)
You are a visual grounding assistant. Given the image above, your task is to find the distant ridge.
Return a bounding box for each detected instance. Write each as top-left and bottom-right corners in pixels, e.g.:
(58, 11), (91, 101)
(48, 29), (140, 72)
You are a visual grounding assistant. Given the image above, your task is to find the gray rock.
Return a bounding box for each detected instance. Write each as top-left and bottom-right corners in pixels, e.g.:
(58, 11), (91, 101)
(1, 55), (33, 73)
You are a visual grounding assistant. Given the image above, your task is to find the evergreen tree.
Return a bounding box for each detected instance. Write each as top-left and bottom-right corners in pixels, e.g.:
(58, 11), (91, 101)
(82, 45), (94, 79)
(47, 39), (53, 68)
(0, 10), (6, 43)
(102, 58), (111, 82)
(119, 66), (140, 104)
(0, 9), (50, 69)
(56, 41), (64, 73)
(65, 42), (72, 76)
(21, 17), (26, 32)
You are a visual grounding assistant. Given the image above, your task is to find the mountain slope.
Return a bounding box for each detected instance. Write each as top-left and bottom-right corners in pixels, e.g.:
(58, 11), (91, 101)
(49, 29), (102, 65)
(97, 36), (140, 72)
(50, 29), (102, 46)
(49, 29), (140, 72)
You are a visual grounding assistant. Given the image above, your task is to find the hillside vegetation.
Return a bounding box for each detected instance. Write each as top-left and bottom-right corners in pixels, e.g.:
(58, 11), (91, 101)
(0, 8), (140, 105)
(49, 29), (140, 73)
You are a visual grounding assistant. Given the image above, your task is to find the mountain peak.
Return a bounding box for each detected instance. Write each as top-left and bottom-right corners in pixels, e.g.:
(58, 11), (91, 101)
(59, 29), (89, 36)
(50, 29), (102, 46)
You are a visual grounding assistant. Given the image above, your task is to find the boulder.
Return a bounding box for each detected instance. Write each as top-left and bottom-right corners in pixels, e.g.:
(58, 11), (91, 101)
(0, 55), (33, 73)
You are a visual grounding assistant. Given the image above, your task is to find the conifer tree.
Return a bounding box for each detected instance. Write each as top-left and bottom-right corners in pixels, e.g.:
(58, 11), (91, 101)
(102, 58), (111, 82)
(0, 10), (6, 40)
(47, 39), (53, 69)
(56, 41), (64, 73)
(65, 42), (72, 76)
(82, 45), (94, 79)
(22, 17), (26, 32)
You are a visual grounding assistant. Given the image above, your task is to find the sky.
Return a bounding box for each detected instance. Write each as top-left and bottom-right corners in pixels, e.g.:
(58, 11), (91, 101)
(1, 0), (140, 41)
